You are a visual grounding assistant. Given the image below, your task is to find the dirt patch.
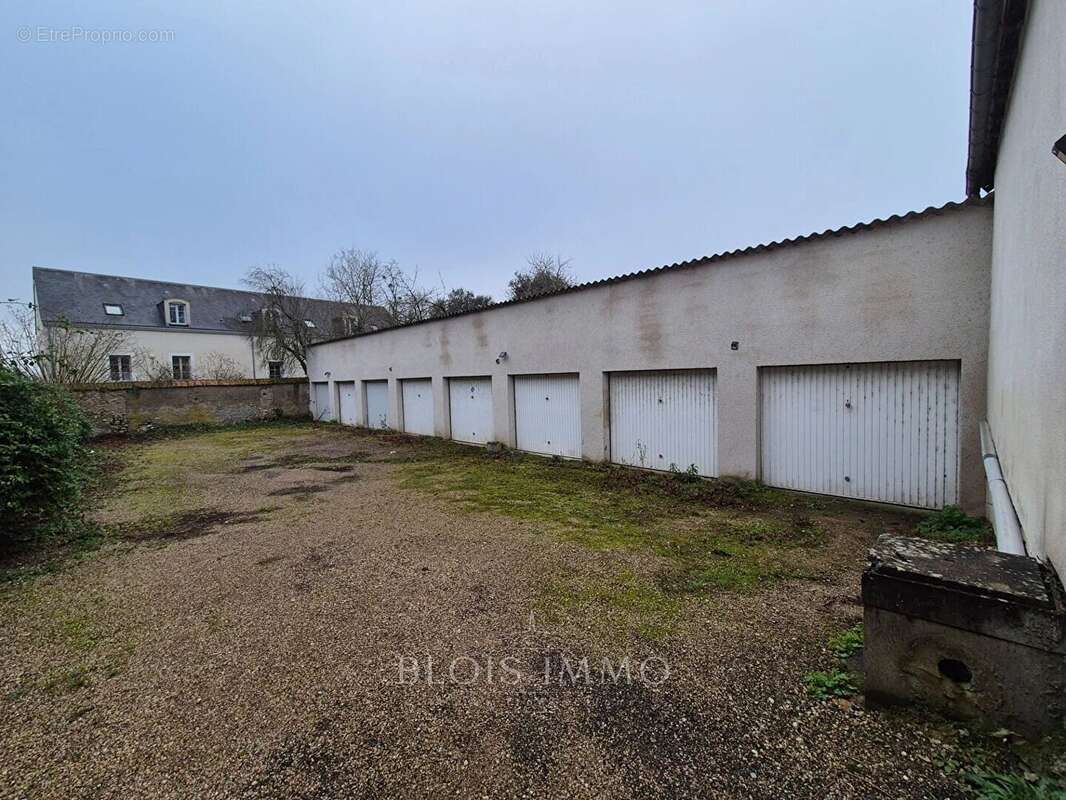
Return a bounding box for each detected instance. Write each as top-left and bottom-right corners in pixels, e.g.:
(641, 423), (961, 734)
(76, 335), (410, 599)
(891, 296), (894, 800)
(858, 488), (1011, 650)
(240, 451), (372, 473)
(267, 484), (329, 497)
(118, 509), (268, 542)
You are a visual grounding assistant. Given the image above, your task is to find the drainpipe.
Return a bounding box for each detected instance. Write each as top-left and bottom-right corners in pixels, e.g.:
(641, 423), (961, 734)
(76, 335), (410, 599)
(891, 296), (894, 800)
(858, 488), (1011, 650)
(980, 421), (1026, 556)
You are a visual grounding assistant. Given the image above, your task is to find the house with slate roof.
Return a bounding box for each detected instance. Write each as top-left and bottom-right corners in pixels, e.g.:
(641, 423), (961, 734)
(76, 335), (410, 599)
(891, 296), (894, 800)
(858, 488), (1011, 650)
(32, 266), (386, 380)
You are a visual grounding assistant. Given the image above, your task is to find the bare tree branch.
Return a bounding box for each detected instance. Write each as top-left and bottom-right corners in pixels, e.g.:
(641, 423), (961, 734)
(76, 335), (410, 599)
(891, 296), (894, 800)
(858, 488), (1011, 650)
(0, 305), (130, 383)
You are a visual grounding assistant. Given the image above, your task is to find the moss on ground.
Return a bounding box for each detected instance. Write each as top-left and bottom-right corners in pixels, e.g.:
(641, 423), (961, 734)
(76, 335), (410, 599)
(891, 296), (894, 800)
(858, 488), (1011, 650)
(96, 421), (321, 528)
(400, 448), (830, 633)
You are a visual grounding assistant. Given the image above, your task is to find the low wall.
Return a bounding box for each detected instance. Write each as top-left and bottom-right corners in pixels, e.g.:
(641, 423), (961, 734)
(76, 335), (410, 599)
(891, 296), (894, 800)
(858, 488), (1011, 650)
(68, 378), (309, 436)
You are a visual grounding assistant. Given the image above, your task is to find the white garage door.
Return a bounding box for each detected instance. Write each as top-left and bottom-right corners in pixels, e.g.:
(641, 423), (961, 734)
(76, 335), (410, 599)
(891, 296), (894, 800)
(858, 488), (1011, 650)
(337, 381), (358, 425)
(312, 382), (332, 421)
(401, 379), (434, 436)
(364, 380), (389, 429)
(760, 361), (960, 508)
(609, 370), (717, 477)
(514, 374), (581, 458)
(448, 377), (493, 445)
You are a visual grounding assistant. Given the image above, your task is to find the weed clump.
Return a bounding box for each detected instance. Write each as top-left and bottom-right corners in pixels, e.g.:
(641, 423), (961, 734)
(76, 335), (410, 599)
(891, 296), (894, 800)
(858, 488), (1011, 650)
(803, 668), (856, 700)
(917, 505), (992, 545)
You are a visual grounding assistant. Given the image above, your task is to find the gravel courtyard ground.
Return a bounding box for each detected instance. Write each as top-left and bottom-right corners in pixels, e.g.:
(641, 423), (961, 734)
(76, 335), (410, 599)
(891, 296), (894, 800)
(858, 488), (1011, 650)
(0, 422), (1008, 798)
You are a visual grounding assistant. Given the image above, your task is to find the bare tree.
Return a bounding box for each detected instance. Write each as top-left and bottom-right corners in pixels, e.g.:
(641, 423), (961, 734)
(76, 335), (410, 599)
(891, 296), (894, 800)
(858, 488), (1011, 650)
(197, 351), (245, 380)
(321, 248), (439, 329)
(321, 249), (392, 333)
(244, 266), (329, 374)
(381, 265), (437, 324)
(508, 253), (574, 301)
(430, 288), (494, 318)
(0, 305), (129, 384)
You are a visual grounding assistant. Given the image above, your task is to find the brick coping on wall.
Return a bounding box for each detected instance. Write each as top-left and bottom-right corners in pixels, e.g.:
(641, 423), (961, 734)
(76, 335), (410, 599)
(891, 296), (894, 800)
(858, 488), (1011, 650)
(67, 378), (308, 392)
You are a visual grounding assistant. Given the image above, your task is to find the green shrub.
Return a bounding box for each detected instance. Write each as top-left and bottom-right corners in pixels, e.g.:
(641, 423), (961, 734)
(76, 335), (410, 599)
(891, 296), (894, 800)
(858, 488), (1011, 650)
(803, 668), (856, 700)
(0, 362), (92, 541)
(966, 771), (1066, 800)
(828, 624), (864, 660)
(917, 505), (992, 544)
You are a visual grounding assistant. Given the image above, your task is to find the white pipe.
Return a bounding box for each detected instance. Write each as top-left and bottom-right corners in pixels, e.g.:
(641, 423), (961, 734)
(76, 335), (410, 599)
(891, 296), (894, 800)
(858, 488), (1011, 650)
(980, 421), (1026, 556)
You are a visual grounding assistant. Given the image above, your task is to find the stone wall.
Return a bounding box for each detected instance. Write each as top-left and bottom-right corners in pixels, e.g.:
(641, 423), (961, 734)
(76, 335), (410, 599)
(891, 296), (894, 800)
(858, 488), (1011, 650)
(68, 378), (309, 436)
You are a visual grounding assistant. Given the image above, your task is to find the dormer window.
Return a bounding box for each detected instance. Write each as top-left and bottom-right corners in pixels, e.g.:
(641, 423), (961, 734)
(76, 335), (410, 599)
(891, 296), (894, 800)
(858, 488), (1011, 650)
(238, 312), (253, 323)
(103, 304), (124, 316)
(166, 300), (189, 326)
(303, 319), (317, 328)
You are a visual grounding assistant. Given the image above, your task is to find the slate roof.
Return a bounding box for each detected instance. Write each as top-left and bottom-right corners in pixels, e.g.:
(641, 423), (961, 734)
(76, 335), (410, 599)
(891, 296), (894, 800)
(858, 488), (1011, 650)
(33, 267), (387, 334)
(311, 195), (992, 348)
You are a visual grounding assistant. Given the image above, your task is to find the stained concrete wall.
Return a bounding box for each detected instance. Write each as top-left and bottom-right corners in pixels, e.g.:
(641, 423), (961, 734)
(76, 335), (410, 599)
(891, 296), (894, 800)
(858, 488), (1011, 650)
(69, 378), (309, 436)
(985, 0), (1066, 571)
(308, 203), (993, 512)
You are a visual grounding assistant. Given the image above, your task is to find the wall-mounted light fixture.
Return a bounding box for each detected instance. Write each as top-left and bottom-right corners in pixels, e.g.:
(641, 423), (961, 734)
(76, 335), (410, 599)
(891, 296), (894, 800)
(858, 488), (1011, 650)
(496, 351), (508, 365)
(324, 371), (331, 378)
(1054, 134), (1066, 165)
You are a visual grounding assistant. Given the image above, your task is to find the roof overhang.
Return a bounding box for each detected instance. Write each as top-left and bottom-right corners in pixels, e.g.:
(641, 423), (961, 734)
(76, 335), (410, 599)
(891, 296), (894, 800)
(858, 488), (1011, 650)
(966, 0), (1030, 195)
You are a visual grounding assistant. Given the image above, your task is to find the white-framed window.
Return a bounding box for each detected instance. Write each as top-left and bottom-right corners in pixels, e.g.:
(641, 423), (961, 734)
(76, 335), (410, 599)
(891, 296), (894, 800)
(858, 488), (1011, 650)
(268, 361), (284, 379)
(108, 354), (132, 381)
(171, 354), (192, 379)
(166, 300), (189, 326)
(103, 303), (124, 316)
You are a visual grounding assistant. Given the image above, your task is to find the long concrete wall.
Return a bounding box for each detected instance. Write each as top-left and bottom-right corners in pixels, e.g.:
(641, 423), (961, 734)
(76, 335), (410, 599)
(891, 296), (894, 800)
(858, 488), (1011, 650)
(308, 202), (993, 512)
(986, 0), (1066, 570)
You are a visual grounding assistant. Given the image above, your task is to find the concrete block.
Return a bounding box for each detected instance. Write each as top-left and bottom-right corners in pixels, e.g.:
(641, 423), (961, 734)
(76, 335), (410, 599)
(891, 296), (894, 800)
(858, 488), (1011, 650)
(862, 535), (1066, 738)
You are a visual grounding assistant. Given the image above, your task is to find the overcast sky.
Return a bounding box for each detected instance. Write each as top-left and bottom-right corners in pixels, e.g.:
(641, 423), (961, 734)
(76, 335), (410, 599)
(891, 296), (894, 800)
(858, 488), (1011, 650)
(1, 1), (974, 306)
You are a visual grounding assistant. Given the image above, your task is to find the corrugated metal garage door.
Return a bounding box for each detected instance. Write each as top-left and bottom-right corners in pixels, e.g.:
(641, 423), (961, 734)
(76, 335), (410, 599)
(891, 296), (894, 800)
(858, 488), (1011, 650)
(337, 382), (357, 425)
(609, 370), (718, 477)
(448, 377), (493, 444)
(312, 382), (332, 421)
(759, 361), (960, 508)
(401, 379), (434, 436)
(364, 380), (389, 429)
(514, 374), (581, 458)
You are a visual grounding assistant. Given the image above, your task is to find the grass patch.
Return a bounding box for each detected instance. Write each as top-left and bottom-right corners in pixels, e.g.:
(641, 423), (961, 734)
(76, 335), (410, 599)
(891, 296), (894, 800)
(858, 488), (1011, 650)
(40, 667), (91, 696)
(401, 451), (826, 590)
(400, 449), (832, 638)
(541, 569), (683, 642)
(916, 505), (993, 545)
(803, 668), (856, 700)
(95, 421), (322, 529)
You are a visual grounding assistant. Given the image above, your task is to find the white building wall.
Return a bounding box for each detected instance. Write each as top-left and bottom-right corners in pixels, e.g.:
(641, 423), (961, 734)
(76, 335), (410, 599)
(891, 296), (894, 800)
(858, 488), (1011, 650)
(53, 327), (306, 380)
(985, 0), (1066, 569)
(309, 204), (992, 512)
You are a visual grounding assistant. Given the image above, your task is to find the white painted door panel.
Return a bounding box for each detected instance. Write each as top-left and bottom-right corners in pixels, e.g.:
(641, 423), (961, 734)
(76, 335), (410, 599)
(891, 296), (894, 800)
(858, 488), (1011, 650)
(609, 370), (718, 477)
(312, 382), (332, 421)
(514, 374), (581, 458)
(337, 382), (358, 425)
(401, 379), (434, 436)
(759, 361), (960, 508)
(448, 377), (493, 445)
(364, 380), (389, 429)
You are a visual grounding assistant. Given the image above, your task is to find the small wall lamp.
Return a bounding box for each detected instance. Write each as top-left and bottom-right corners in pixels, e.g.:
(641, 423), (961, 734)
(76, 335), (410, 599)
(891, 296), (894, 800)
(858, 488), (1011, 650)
(1054, 134), (1066, 166)
(496, 351), (508, 365)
